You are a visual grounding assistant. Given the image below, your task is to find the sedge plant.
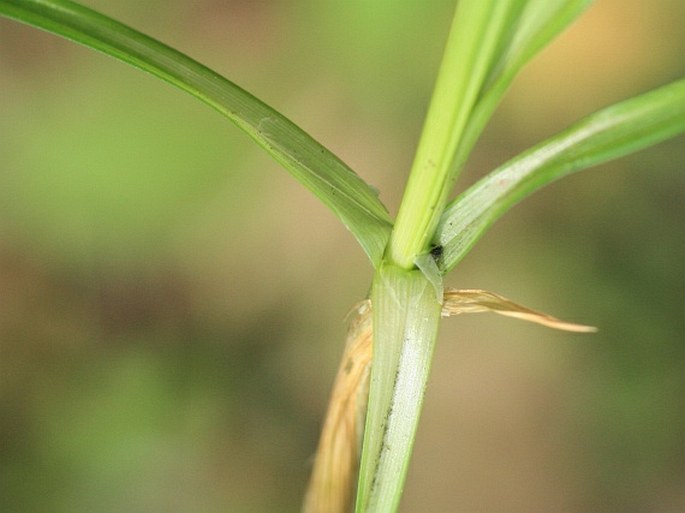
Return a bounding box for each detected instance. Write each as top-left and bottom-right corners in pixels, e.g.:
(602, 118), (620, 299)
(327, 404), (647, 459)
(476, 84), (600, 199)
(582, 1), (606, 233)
(1, 1), (684, 512)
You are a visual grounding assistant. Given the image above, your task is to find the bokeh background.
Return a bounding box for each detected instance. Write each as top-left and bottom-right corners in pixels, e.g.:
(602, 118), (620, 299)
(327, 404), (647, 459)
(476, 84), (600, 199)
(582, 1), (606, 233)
(1, 1), (684, 512)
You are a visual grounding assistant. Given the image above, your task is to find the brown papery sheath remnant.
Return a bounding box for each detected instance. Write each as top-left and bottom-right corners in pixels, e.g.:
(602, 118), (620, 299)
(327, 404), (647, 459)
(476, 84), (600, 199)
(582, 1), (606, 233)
(303, 301), (372, 513)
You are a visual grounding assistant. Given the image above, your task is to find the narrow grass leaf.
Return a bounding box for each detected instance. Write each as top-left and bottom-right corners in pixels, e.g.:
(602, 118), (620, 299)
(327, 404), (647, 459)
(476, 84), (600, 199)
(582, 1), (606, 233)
(435, 78), (685, 273)
(388, 1), (592, 270)
(451, 0), (593, 173)
(388, 0), (525, 268)
(356, 265), (442, 513)
(0, 0), (393, 266)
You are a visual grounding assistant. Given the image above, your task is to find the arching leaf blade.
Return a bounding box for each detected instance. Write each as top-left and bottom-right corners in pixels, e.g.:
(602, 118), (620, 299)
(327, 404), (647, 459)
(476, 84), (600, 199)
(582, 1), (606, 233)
(436, 78), (685, 273)
(0, 0), (393, 266)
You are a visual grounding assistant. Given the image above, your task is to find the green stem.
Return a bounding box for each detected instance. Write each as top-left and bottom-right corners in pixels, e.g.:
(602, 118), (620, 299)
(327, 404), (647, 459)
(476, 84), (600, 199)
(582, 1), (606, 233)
(356, 264), (442, 512)
(387, 0), (520, 269)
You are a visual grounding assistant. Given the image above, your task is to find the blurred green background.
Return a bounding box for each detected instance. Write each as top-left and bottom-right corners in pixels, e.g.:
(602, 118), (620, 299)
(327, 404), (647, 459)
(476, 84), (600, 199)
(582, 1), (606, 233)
(1, 1), (684, 512)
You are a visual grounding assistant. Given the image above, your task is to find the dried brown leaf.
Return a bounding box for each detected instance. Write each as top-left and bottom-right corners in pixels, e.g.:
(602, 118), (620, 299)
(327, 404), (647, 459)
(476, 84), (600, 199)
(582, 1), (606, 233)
(303, 301), (372, 513)
(442, 288), (597, 332)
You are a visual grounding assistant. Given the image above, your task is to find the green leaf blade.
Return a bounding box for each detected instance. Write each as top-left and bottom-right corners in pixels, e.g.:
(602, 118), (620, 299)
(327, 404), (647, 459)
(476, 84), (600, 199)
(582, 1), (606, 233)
(491, 0), (594, 83)
(387, 0), (592, 271)
(451, 0), (594, 174)
(388, 0), (527, 269)
(0, 0), (393, 266)
(436, 78), (685, 273)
